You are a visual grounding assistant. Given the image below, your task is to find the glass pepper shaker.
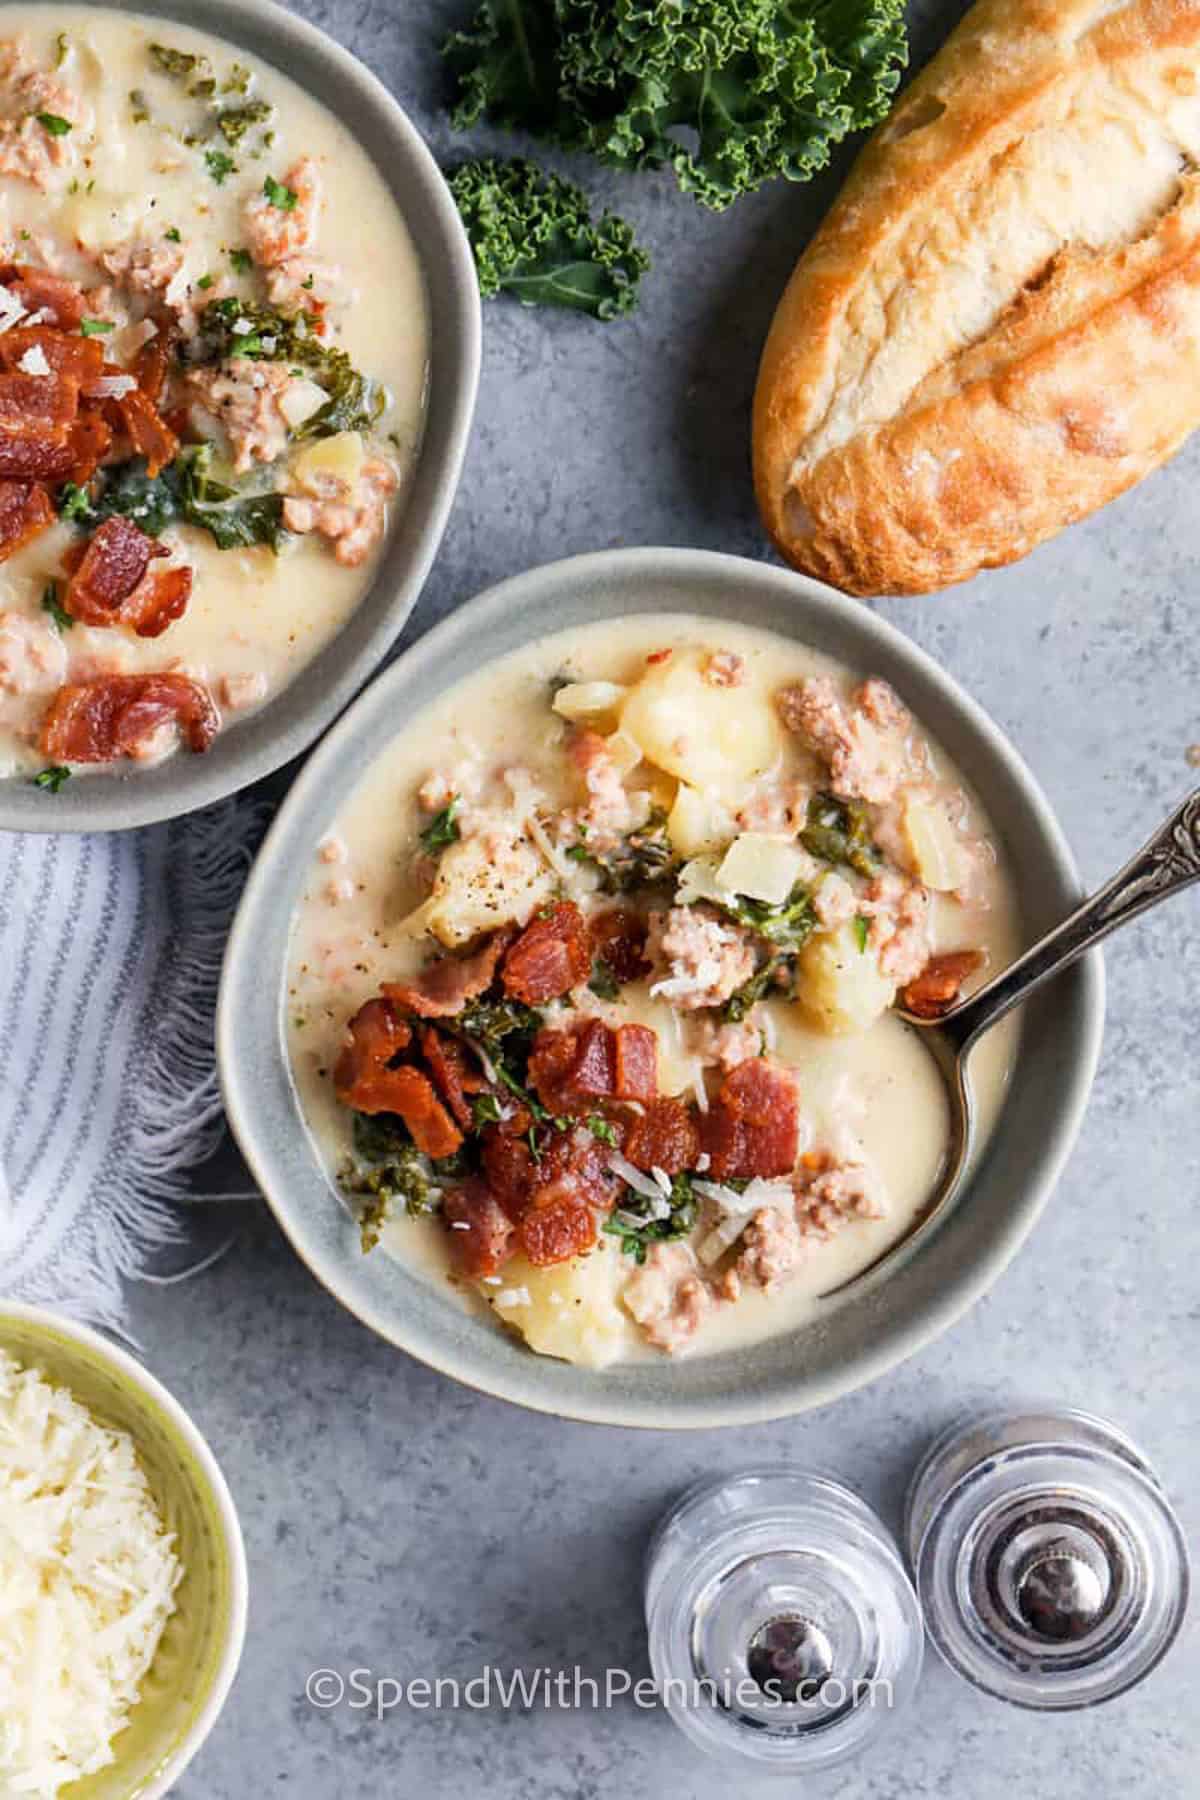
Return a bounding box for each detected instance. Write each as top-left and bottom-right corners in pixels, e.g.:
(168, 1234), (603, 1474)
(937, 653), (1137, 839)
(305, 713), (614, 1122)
(905, 1405), (1190, 1709)
(644, 1466), (923, 1771)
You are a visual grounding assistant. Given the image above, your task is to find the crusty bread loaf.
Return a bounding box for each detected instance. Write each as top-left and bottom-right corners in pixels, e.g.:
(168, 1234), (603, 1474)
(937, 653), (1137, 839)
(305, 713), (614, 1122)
(753, 0), (1200, 596)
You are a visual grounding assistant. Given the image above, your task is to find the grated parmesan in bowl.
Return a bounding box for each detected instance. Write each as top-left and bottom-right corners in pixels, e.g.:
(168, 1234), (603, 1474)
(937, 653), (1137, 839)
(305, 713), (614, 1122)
(0, 1351), (182, 1800)
(0, 1307), (246, 1800)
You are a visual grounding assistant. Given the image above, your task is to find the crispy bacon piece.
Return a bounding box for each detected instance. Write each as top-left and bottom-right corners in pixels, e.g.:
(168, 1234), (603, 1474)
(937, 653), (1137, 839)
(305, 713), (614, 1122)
(419, 1026), (484, 1132)
(621, 1098), (701, 1175)
(0, 430), (75, 480)
(482, 1111), (621, 1227)
(120, 563), (193, 638)
(0, 369), (78, 436)
(0, 479), (52, 559)
(116, 386), (178, 478)
(520, 1195), (596, 1267)
(382, 930), (512, 1020)
(590, 907), (650, 984)
(63, 516), (169, 630)
(333, 998), (412, 1107)
(614, 1024), (657, 1101)
(528, 1019), (659, 1113)
(39, 672), (219, 762)
(444, 1179), (514, 1279)
(66, 407), (112, 485)
(699, 1060), (799, 1182)
(0, 265), (86, 328)
(133, 325), (174, 404)
(332, 998), (462, 1156)
(501, 901), (592, 1004)
(900, 950), (985, 1020)
(0, 327), (104, 383)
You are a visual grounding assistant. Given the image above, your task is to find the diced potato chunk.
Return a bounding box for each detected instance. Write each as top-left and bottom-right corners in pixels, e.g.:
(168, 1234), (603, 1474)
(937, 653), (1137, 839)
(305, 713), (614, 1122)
(675, 856), (727, 908)
(291, 430), (365, 493)
(279, 379), (331, 431)
(487, 1251), (627, 1367)
(552, 680), (627, 723)
(902, 794), (972, 892)
(716, 833), (809, 906)
(797, 920), (895, 1036)
(426, 831), (554, 948)
(620, 648), (781, 797)
(668, 783), (734, 857)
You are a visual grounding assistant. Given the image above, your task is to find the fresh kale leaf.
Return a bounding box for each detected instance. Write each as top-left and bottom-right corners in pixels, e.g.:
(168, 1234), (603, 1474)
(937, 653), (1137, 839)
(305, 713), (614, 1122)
(447, 157), (648, 321)
(578, 805), (678, 894)
(800, 790), (879, 878)
(604, 1171), (697, 1263)
(64, 444), (287, 553)
(444, 0), (908, 210)
(196, 296), (383, 438)
(344, 1114), (461, 1249)
(723, 954), (790, 1023)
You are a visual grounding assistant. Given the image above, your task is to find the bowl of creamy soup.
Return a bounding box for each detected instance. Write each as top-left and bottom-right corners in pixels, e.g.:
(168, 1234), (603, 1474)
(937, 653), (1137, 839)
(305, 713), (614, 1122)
(219, 549), (1104, 1426)
(0, 0), (479, 830)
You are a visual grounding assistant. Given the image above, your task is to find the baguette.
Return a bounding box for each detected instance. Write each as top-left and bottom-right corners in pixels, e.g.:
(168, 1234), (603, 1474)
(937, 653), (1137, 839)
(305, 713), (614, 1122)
(753, 0), (1200, 596)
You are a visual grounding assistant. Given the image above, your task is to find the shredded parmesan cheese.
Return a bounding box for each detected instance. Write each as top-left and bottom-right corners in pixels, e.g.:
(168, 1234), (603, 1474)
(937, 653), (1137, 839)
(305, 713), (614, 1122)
(0, 1351), (182, 1799)
(15, 345), (50, 377)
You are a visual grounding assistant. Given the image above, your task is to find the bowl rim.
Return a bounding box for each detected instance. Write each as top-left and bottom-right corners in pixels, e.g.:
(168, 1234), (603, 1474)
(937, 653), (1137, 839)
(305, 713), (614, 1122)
(218, 546), (1106, 1429)
(0, 1298), (250, 1794)
(0, 0), (481, 834)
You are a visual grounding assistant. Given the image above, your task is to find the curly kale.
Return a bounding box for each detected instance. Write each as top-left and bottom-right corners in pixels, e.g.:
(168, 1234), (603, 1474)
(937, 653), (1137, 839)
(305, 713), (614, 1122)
(61, 444), (287, 553)
(343, 1114), (465, 1251)
(444, 0), (908, 210)
(195, 296), (383, 438)
(715, 880), (818, 950)
(604, 1171), (698, 1263)
(448, 158), (648, 320)
(568, 806), (679, 893)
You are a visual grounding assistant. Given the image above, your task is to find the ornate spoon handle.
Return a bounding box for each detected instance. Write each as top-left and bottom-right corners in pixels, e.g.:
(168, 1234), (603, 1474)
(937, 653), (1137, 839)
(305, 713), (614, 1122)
(937, 789), (1200, 1053)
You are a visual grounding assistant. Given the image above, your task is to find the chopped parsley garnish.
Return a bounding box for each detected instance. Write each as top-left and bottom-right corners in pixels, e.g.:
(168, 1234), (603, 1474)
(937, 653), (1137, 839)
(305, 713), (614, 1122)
(853, 914), (870, 953)
(204, 148), (237, 185)
(229, 246), (253, 274)
(420, 797), (461, 856)
(196, 273), (215, 290)
(36, 112), (71, 137)
(33, 765), (71, 792)
(58, 482), (92, 521)
(41, 580), (72, 632)
(79, 317), (114, 337)
(164, 225), (182, 243)
(262, 172), (297, 210)
(587, 1114), (618, 1146)
(801, 791), (880, 878)
(604, 1172), (697, 1263)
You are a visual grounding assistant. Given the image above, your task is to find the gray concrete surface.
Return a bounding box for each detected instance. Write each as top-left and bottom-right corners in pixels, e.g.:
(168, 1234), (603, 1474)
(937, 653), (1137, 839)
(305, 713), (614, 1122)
(129, 0), (1199, 1792)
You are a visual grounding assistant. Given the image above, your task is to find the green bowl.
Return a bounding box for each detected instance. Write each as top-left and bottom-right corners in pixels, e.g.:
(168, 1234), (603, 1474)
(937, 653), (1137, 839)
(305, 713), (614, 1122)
(0, 1303), (248, 1799)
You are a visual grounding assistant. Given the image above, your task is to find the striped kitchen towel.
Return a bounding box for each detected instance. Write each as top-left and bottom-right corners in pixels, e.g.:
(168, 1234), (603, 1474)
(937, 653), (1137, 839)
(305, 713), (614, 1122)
(0, 799), (262, 1330)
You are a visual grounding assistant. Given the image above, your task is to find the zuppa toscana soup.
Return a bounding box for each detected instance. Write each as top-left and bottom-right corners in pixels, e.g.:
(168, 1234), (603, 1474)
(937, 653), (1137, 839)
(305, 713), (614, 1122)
(288, 615), (1021, 1367)
(0, 8), (427, 783)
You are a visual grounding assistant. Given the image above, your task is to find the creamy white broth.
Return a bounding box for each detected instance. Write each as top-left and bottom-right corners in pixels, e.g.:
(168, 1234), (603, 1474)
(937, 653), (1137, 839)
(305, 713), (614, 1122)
(287, 613), (1021, 1364)
(0, 6), (428, 776)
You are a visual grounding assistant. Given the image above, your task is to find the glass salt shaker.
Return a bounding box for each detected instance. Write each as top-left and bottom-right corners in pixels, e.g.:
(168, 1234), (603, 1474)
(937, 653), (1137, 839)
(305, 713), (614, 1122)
(644, 1466), (923, 1772)
(906, 1405), (1190, 1710)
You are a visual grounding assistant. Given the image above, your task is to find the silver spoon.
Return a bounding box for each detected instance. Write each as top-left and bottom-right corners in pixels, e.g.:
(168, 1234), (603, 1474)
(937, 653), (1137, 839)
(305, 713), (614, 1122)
(823, 787), (1200, 1298)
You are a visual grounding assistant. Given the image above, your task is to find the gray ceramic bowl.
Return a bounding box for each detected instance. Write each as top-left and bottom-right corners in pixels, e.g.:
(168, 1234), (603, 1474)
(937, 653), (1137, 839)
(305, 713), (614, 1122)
(218, 549), (1105, 1427)
(0, 0), (479, 834)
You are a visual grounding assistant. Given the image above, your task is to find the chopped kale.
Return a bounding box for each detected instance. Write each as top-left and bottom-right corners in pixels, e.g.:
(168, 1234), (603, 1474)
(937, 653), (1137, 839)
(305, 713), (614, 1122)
(853, 913), (870, 953)
(222, 62), (252, 96)
(164, 225), (182, 243)
(472, 1092), (505, 1127)
(800, 790), (879, 878)
(723, 955), (791, 1024)
(453, 999), (544, 1115)
(587, 1114), (618, 1146)
(129, 89), (150, 124)
(604, 1171), (697, 1263)
(217, 99), (273, 145)
(33, 765), (70, 792)
(419, 797), (461, 856)
(65, 444), (288, 553)
(715, 881), (818, 951)
(587, 958), (621, 1001)
(41, 580), (72, 632)
(581, 806), (678, 894)
(149, 42), (207, 79)
(229, 246), (253, 274)
(36, 112), (71, 137)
